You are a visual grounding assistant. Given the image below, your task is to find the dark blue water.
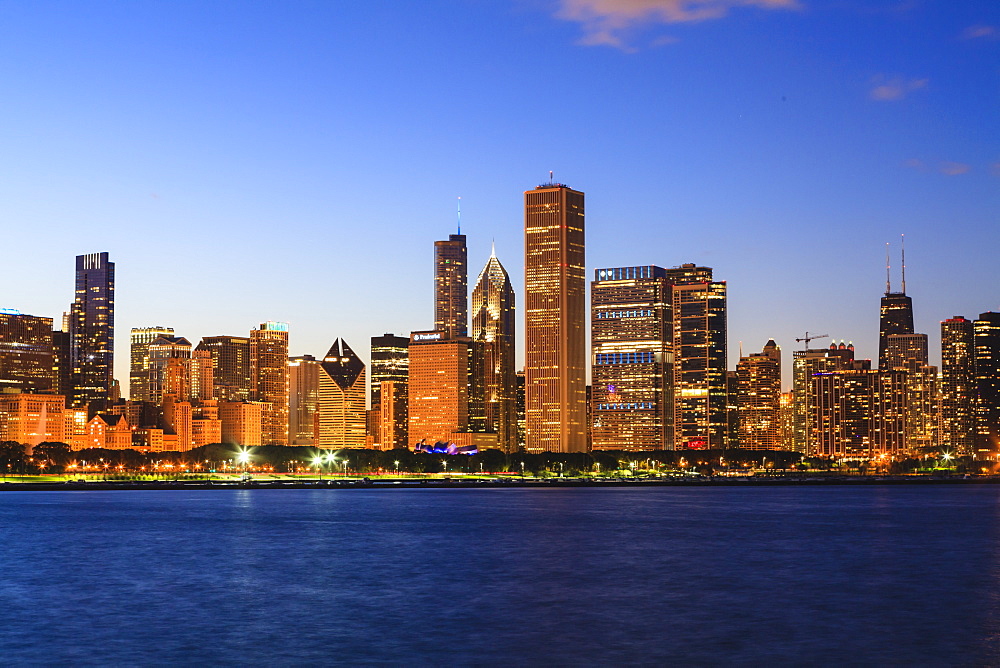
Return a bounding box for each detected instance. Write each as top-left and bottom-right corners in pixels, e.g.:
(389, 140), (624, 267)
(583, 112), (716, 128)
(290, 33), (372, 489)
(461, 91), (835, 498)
(1, 486), (998, 665)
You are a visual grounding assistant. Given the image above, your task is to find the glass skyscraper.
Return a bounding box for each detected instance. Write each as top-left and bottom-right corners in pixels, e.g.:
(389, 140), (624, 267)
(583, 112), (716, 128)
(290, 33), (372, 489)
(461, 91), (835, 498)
(69, 252), (115, 409)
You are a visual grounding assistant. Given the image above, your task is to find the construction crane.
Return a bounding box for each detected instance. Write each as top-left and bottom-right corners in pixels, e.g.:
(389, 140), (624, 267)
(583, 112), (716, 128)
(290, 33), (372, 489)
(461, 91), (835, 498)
(795, 332), (829, 348)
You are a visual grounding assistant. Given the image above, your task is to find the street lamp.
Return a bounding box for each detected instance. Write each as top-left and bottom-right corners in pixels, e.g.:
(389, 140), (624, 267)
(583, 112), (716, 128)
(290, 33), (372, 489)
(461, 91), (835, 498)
(394, 460), (400, 476)
(237, 449), (251, 479)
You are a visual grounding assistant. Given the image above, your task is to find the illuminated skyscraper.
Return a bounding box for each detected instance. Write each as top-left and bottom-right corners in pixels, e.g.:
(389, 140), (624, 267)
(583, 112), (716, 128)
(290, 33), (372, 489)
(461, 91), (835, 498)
(974, 312), (1000, 454)
(317, 339), (366, 448)
(147, 336), (192, 404)
(811, 368), (907, 457)
(590, 265), (672, 451)
(737, 340), (781, 451)
(878, 243), (914, 369)
(941, 316), (976, 454)
(434, 232), (468, 338)
(288, 354), (321, 445)
(197, 335), (251, 401)
(0, 310), (55, 394)
(885, 332), (937, 450)
(251, 322), (289, 446)
(668, 264), (727, 450)
(471, 249), (516, 451)
(370, 334), (409, 406)
(792, 342), (856, 453)
(524, 181), (586, 453)
(130, 327), (174, 402)
(69, 252), (115, 408)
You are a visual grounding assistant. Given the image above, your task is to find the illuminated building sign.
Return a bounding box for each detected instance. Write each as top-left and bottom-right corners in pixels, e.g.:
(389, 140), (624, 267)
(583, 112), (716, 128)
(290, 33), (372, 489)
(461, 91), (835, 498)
(264, 321), (289, 332)
(412, 332), (443, 342)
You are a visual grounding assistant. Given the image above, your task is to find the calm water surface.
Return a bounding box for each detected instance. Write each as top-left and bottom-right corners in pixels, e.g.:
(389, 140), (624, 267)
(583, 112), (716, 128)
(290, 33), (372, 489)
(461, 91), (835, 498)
(1, 486), (999, 665)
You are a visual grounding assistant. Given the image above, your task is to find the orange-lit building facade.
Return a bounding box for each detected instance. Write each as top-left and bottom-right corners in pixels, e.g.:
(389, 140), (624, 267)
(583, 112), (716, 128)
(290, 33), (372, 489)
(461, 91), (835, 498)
(0, 311), (55, 394)
(289, 354), (321, 446)
(219, 401), (264, 447)
(251, 322), (289, 445)
(0, 393), (66, 448)
(317, 339), (367, 448)
(524, 182), (586, 453)
(736, 340), (781, 451)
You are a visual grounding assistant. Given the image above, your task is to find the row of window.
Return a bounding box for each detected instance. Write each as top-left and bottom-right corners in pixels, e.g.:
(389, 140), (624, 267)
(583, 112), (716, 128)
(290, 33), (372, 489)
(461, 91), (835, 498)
(595, 352), (657, 365)
(596, 309), (654, 319)
(596, 402), (655, 410)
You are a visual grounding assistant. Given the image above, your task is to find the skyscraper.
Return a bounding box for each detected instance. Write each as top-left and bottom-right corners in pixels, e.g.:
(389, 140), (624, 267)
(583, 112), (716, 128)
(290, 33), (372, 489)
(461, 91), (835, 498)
(792, 342), (856, 453)
(251, 322), (289, 446)
(885, 332), (937, 450)
(370, 334), (409, 450)
(288, 354), (321, 445)
(130, 327), (175, 402)
(737, 340), (781, 451)
(147, 336), (192, 403)
(317, 339), (366, 448)
(878, 244), (914, 369)
(941, 316), (976, 455)
(811, 368), (907, 457)
(471, 249), (516, 452)
(669, 265), (727, 450)
(524, 180), (586, 453)
(434, 232), (468, 338)
(590, 265), (672, 451)
(197, 336), (251, 401)
(69, 252), (115, 409)
(974, 312), (1000, 454)
(0, 310), (55, 394)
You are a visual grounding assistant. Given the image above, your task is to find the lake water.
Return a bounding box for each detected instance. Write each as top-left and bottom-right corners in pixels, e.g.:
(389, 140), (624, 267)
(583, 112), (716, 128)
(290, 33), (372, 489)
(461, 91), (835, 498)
(1, 486), (998, 665)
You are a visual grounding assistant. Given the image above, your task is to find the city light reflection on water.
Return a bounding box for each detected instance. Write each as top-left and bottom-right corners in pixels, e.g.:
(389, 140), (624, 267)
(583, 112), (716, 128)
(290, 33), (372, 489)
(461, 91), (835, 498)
(1, 486), (998, 665)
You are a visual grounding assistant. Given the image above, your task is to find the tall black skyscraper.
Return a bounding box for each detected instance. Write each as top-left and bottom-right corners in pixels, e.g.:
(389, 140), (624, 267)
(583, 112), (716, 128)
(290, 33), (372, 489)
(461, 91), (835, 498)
(471, 248), (516, 451)
(878, 242), (914, 369)
(69, 252), (115, 409)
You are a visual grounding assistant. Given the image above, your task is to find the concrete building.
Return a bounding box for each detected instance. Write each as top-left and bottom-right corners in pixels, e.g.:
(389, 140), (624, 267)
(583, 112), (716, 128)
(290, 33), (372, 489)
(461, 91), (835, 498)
(0, 311), (56, 394)
(737, 340), (781, 451)
(251, 322), (289, 445)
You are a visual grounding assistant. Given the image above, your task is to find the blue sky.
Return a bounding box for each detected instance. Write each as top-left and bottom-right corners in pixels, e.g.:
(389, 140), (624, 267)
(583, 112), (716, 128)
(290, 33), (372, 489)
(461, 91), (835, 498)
(1, 0), (997, 391)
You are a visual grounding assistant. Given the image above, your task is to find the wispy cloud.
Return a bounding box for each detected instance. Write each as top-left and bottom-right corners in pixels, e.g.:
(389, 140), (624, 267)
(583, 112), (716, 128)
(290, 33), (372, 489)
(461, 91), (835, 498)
(869, 76), (927, 101)
(939, 161), (971, 176)
(554, 0), (800, 51)
(901, 158), (926, 171)
(962, 24), (997, 40)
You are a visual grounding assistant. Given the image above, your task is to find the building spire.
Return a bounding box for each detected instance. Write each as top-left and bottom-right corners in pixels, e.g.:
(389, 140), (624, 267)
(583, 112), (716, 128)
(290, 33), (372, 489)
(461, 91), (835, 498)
(490, 238), (496, 258)
(901, 233), (906, 294)
(885, 242), (891, 295)
(457, 196), (461, 235)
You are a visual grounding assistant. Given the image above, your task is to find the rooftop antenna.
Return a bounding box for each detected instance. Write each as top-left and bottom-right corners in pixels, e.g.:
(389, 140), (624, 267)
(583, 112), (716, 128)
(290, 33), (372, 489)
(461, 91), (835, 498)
(457, 197), (461, 235)
(491, 237), (496, 258)
(885, 242), (891, 294)
(900, 233), (906, 294)
(549, 170), (554, 184)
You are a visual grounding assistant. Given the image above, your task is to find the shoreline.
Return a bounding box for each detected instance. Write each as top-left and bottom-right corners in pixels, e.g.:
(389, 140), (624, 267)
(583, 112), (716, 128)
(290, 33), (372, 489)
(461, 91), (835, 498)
(0, 475), (995, 491)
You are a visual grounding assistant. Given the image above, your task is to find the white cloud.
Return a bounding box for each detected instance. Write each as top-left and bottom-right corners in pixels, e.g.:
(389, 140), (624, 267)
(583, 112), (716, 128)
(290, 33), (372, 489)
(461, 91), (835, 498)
(869, 76), (927, 101)
(555, 0), (800, 51)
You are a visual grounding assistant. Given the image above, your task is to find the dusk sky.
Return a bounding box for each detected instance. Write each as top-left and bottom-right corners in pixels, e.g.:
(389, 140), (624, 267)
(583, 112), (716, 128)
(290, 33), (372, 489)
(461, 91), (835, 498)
(1, 0), (997, 391)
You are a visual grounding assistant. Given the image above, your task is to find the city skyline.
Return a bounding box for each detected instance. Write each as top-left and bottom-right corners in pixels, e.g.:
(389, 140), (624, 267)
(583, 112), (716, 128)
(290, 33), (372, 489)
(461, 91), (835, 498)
(0, 2), (996, 392)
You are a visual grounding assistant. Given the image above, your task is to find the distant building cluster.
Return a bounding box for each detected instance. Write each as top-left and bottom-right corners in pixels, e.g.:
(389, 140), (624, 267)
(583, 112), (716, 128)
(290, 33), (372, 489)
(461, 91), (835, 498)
(1, 183), (998, 459)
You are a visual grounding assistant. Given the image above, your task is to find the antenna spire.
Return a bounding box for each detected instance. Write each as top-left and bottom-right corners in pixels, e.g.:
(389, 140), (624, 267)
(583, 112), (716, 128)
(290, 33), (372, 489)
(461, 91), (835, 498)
(457, 196), (461, 235)
(491, 238), (496, 258)
(549, 170), (554, 184)
(900, 233), (906, 294)
(885, 242), (891, 294)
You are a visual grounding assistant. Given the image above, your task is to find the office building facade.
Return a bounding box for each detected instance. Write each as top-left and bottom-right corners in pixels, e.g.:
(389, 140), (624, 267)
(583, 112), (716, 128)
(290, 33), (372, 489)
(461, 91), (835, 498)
(941, 316), (976, 454)
(524, 182), (586, 453)
(590, 265), (672, 451)
(471, 250), (516, 451)
(737, 340), (781, 451)
(0, 311), (55, 394)
(251, 322), (289, 445)
(69, 252), (115, 409)
(317, 339), (367, 448)
(434, 233), (468, 338)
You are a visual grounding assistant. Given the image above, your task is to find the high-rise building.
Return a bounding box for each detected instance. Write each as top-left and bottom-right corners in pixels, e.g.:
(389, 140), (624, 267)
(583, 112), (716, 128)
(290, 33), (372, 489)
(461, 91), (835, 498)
(434, 232), (468, 338)
(129, 327), (174, 402)
(471, 249), (517, 452)
(197, 336), (251, 401)
(317, 339), (366, 448)
(378, 380), (408, 449)
(885, 332), (937, 450)
(590, 265), (672, 451)
(288, 355), (321, 446)
(524, 181), (586, 453)
(69, 252), (115, 409)
(219, 401), (264, 447)
(737, 340), (781, 451)
(878, 247), (915, 369)
(811, 368), (907, 457)
(792, 342), (857, 453)
(407, 330), (498, 451)
(669, 265), (727, 450)
(941, 316), (976, 455)
(0, 393), (66, 448)
(146, 336), (192, 404)
(0, 310), (55, 394)
(370, 333), (409, 425)
(974, 312), (1000, 454)
(251, 322), (289, 446)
